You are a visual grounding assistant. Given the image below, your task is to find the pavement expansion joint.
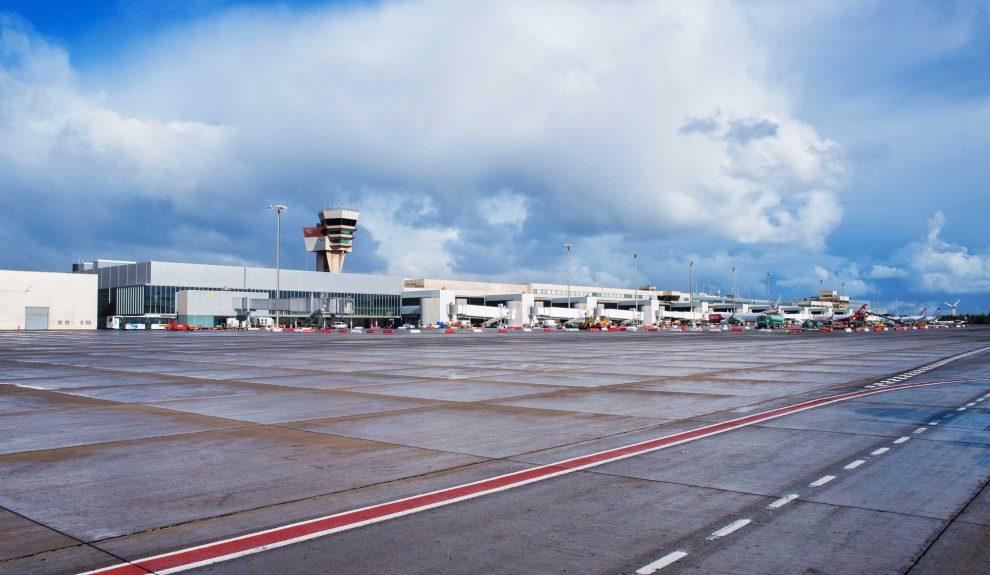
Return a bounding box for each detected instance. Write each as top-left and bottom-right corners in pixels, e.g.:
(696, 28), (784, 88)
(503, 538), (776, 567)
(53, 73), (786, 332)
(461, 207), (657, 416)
(903, 464), (990, 573)
(4, 331), (990, 575)
(637, 399), (980, 572)
(77, 373), (989, 575)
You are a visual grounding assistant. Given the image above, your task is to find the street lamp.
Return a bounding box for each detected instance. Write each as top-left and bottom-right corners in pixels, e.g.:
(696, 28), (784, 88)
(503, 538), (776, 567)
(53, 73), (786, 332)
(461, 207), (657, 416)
(563, 243), (573, 310)
(268, 204), (288, 327)
(766, 272), (772, 304)
(632, 253), (639, 324)
(731, 266), (736, 313)
(689, 260), (694, 323)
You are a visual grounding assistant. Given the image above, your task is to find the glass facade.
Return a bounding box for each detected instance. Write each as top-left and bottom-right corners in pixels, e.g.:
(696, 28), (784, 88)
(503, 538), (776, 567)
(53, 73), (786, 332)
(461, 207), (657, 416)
(533, 288), (633, 299)
(138, 285), (399, 317)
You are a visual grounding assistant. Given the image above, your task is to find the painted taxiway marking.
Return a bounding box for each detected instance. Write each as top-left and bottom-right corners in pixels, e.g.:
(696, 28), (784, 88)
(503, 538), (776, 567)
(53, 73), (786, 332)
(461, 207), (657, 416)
(76, 375), (988, 575)
(894, 437), (910, 444)
(957, 407), (967, 412)
(636, 551), (689, 574)
(810, 475), (836, 487)
(871, 447), (890, 456)
(966, 402), (976, 407)
(768, 494), (799, 509)
(843, 460), (865, 470)
(708, 518), (752, 540)
(914, 427), (927, 434)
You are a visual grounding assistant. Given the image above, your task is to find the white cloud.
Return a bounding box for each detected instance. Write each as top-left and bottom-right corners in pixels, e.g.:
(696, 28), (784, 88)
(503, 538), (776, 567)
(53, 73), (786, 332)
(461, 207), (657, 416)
(867, 264), (907, 279)
(477, 190), (528, 230)
(0, 1), (859, 282)
(0, 16), (235, 199)
(901, 211), (990, 293)
(359, 193), (459, 278)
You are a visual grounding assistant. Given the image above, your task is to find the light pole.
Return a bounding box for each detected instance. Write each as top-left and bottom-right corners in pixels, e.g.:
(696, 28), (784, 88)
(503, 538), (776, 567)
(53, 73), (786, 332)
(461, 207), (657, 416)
(766, 272), (773, 304)
(688, 260), (694, 324)
(563, 243), (573, 310)
(632, 253), (639, 324)
(731, 266), (736, 313)
(268, 204), (287, 327)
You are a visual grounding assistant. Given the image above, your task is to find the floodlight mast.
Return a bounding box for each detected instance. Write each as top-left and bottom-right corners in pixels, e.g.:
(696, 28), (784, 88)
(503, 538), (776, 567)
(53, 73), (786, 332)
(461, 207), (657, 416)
(268, 204), (288, 327)
(731, 266), (736, 313)
(564, 243), (573, 311)
(688, 261), (694, 324)
(632, 253), (639, 324)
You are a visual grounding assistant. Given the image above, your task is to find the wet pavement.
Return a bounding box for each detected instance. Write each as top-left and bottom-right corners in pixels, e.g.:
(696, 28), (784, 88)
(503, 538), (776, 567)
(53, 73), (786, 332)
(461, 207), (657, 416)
(0, 327), (988, 574)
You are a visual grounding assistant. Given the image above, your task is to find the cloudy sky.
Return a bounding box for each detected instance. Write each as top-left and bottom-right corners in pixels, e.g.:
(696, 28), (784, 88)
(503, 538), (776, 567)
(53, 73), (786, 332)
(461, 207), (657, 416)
(2, 0), (988, 313)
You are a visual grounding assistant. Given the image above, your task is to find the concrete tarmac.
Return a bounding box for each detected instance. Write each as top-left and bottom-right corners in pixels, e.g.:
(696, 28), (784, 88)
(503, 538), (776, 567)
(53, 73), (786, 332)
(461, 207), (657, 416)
(0, 328), (988, 574)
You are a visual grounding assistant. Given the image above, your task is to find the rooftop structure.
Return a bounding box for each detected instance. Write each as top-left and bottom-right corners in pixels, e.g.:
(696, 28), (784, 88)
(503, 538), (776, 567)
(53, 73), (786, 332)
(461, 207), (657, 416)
(792, 289), (853, 312)
(303, 207), (359, 273)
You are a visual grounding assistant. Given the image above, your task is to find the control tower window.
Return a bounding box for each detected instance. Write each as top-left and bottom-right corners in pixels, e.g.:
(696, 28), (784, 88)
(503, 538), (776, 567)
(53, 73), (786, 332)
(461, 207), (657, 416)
(321, 218), (358, 227)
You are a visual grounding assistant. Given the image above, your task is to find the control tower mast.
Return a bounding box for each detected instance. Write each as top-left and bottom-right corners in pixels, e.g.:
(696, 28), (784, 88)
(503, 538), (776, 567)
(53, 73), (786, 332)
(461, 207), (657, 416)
(303, 207), (358, 272)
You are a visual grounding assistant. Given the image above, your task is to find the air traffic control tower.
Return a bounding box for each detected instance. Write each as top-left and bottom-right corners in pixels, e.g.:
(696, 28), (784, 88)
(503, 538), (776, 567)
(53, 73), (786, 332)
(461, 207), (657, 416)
(303, 207), (358, 272)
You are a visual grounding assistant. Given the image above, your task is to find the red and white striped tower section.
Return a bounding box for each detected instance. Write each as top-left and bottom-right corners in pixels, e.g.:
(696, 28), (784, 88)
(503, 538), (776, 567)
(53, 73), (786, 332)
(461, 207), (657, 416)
(303, 207), (358, 272)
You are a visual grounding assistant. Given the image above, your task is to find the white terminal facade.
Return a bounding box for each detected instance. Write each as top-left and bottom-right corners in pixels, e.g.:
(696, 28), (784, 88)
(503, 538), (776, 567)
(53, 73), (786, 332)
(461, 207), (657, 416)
(25, 206), (858, 329)
(0, 270), (97, 330)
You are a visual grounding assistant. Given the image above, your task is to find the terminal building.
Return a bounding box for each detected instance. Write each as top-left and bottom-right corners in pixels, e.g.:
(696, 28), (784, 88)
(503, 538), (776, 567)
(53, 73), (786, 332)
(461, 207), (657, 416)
(59, 207), (863, 329)
(70, 259), (853, 329)
(73, 260), (402, 328)
(0, 270), (97, 330)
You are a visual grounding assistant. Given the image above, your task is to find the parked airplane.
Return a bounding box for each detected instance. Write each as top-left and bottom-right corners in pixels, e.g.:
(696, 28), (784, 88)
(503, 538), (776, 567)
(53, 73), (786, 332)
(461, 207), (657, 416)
(890, 306), (936, 324)
(827, 303), (870, 324)
(712, 298), (783, 324)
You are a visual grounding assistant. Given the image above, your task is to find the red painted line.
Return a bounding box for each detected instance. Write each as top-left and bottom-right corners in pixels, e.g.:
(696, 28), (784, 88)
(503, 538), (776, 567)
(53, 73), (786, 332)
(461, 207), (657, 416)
(80, 376), (986, 575)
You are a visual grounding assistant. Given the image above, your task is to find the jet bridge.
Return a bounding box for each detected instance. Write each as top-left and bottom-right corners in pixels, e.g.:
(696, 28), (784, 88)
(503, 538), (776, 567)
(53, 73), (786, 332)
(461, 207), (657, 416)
(449, 302), (516, 325)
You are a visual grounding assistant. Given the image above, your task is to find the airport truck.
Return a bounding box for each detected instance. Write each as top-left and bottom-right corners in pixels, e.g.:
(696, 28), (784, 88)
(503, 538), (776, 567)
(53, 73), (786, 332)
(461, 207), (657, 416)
(756, 314), (785, 329)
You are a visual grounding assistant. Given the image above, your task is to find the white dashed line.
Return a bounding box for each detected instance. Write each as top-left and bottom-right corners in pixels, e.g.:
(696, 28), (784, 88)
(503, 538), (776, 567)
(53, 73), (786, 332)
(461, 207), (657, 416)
(636, 551), (688, 574)
(871, 447), (890, 455)
(966, 402), (976, 407)
(810, 475), (836, 487)
(708, 519), (752, 540)
(843, 460), (865, 470)
(914, 427), (927, 434)
(768, 494), (799, 509)
(894, 437), (910, 444)
(928, 421), (939, 425)
(957, 407), (967, 412)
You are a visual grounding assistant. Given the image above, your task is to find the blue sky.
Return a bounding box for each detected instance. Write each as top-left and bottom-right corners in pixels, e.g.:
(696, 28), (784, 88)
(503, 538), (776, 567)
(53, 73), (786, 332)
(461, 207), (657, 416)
(1, 0), (989, 313)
